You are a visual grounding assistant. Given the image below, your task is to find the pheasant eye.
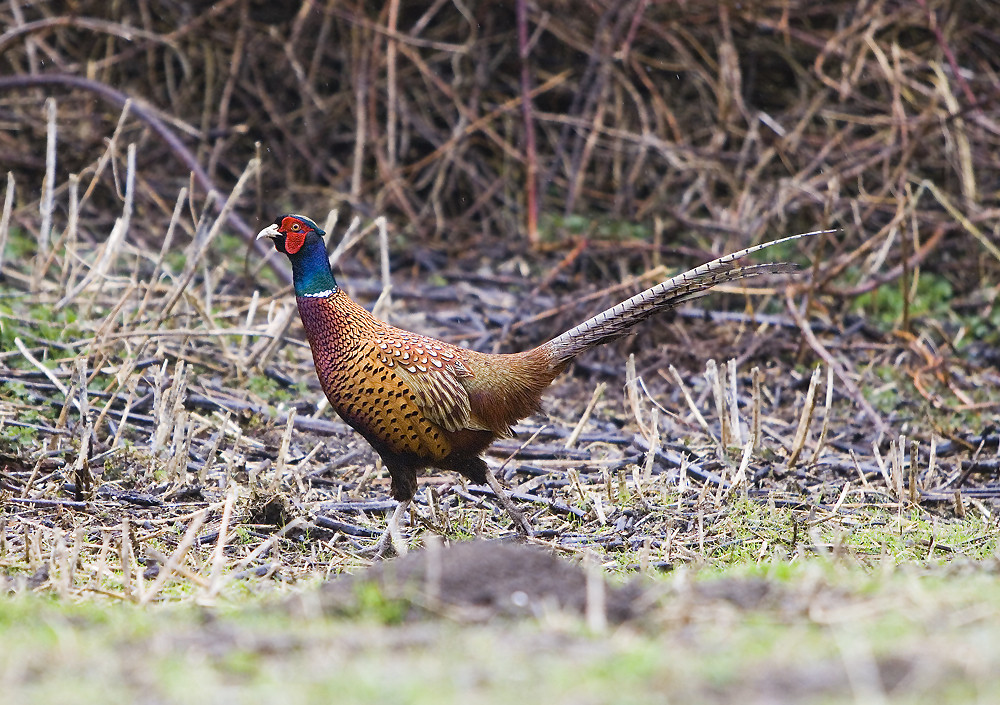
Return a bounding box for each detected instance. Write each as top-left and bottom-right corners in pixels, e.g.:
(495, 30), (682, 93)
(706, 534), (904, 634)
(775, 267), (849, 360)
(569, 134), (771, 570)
(290, 222), (301, 231)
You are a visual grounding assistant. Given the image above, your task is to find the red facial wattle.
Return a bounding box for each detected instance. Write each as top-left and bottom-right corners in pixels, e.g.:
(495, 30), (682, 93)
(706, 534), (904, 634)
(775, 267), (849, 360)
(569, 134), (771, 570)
(280, 216), (307, 254)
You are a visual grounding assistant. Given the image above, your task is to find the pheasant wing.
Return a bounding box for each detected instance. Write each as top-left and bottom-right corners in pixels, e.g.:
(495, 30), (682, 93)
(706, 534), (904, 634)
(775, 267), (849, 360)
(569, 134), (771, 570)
(375, 333), (487, 433)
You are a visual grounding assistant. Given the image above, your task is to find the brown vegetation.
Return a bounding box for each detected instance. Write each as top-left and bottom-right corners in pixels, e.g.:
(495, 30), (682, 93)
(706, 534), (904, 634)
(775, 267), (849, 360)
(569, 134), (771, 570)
(1, 0), (999, 600)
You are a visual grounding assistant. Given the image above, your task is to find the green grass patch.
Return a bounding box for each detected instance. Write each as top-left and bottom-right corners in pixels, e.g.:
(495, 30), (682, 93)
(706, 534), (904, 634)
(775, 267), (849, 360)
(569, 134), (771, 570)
(4, 556), (1000, 704)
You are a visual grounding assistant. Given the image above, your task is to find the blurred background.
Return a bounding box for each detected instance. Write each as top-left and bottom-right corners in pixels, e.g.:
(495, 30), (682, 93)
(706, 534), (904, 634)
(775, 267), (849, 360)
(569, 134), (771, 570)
(1, 1), (996, 303)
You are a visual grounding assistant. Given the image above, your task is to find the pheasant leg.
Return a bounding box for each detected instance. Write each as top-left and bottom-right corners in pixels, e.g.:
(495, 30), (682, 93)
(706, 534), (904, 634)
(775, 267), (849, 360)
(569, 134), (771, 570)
(371, 500), (410, 559)
(483, 466), (533, 537)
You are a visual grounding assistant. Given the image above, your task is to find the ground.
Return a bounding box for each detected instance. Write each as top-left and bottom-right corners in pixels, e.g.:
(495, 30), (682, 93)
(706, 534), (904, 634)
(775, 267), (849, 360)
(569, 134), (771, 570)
(2, 222), (999, 702)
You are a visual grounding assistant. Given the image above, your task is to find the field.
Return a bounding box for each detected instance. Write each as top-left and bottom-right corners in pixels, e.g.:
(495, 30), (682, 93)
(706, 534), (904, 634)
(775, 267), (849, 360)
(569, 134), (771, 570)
(2, 2), (1000, 703)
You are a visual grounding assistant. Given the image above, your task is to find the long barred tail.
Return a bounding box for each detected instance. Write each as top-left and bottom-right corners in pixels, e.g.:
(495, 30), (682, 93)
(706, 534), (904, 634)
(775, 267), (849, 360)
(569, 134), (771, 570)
(539, 229), (829, 367)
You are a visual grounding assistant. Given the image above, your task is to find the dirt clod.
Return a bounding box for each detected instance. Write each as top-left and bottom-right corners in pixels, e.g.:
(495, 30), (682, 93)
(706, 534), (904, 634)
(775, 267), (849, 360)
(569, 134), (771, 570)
(310, 540), (645, 623)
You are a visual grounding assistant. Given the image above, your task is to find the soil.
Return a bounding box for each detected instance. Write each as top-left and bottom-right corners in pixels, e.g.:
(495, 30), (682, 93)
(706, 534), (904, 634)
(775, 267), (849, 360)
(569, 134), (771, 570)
(306, 539), (645, 623)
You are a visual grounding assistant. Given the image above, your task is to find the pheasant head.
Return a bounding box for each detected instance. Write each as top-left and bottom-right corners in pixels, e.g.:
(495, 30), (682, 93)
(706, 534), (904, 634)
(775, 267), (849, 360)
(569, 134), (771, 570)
(257, 214), (337, 297)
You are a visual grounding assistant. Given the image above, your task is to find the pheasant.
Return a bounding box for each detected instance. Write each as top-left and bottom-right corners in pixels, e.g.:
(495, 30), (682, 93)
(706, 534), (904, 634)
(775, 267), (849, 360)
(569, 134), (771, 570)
(257, 214), (822, 554)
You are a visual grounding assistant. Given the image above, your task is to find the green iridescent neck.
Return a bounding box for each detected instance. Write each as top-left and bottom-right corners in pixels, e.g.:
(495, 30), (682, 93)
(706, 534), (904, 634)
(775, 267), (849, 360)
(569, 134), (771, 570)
(289, 236), (338, 297)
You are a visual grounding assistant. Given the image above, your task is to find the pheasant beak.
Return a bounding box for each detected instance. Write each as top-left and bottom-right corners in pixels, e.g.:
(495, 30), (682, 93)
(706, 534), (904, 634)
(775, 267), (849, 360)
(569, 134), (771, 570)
(256, 223), (280, 241)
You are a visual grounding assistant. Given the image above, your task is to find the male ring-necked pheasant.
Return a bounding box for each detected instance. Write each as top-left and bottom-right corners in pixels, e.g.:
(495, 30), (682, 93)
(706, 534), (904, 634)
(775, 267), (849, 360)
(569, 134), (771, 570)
(258, 214), (821, 553)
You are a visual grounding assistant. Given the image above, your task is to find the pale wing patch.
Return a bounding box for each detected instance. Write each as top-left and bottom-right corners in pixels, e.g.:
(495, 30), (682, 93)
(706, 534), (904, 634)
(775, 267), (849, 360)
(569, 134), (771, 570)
(373, 326), (489, 433)
(389, 359), (487, 432)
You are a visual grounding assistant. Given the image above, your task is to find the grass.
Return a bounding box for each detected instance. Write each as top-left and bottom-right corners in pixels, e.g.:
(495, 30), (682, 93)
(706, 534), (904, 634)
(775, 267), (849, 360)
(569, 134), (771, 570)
(2, 257), (996, 699)
(4, 555), (1000, 703)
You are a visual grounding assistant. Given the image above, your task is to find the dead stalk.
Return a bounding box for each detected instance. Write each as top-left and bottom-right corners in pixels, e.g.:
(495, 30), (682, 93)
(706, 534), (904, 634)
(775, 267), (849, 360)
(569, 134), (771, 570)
(787, 365), (821, 469)
(0, 171), (15, 273)
(565, 381), (606, 449)
(140, 509), (208, 605)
